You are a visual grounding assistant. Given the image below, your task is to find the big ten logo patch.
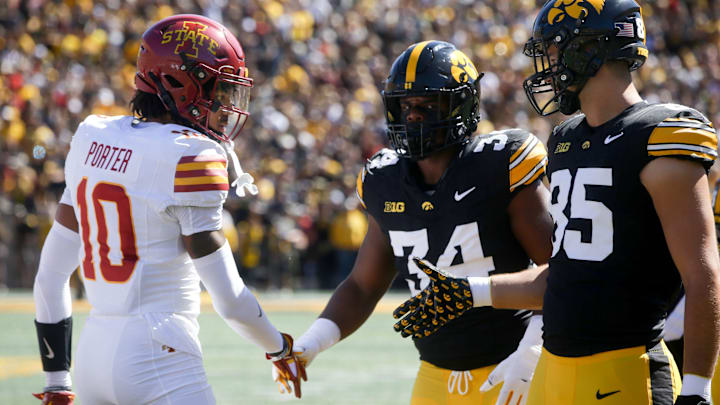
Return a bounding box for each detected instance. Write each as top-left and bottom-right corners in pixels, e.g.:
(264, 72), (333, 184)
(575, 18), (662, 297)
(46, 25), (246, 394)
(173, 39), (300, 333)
(548, 0), (606, 25)
(554, 142), (571, 154)
(161, 21), (219, 58)
(384, 201), (406, 213)
(449, 50), (479, 84)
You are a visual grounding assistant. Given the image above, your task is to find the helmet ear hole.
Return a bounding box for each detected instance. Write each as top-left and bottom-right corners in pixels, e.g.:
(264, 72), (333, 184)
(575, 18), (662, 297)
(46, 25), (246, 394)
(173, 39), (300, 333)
(202, 77), (216, 98)
(164, 75), (184, 88)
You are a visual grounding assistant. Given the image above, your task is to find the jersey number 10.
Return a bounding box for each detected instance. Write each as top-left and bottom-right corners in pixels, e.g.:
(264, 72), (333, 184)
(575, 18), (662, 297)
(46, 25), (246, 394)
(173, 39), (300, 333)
(77, 177), (139, 283)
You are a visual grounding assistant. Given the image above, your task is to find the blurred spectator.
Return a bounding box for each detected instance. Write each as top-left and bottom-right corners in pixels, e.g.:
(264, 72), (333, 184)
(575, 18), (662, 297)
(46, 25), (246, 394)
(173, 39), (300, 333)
(1, 0), (718, 289)
(329, 203), (368, 287)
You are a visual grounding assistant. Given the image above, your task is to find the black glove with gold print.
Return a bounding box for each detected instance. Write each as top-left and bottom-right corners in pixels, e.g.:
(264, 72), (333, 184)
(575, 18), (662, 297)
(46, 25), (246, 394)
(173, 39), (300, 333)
(393, 257), (474, 339)
(674, 395), (711, 405)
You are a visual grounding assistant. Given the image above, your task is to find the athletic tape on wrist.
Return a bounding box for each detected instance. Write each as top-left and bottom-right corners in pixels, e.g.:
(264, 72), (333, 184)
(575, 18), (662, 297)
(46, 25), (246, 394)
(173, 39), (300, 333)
(680, 373), (712, 400)
(468, 277), (492, 307)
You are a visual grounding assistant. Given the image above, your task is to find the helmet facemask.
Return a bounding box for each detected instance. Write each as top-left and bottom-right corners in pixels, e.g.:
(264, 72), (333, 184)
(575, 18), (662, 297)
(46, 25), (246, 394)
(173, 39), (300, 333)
(523, 31), (609, 116)
(383, 83), (479, 160)
(195, 64), (252, 142)
(522, 1), (648, 116)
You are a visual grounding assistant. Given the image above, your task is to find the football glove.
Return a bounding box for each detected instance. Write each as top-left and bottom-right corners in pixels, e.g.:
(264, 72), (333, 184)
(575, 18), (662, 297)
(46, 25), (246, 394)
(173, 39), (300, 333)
(32, 387), (75, 404)
(393, 257), (474, 339)
(674, 395), (711, 405)
(664, 295), (685, 341)
(480, 315), (543, 405)
(267, 333), (307, 399)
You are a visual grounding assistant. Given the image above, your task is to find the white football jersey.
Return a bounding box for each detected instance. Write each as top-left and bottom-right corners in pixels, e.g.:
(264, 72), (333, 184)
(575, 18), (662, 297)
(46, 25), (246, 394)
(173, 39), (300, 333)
(64, 115), (229, 325)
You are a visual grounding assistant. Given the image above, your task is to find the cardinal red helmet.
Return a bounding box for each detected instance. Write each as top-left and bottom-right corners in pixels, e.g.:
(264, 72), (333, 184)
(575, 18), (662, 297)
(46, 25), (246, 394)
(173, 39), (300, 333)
(135, 14), (252, 142)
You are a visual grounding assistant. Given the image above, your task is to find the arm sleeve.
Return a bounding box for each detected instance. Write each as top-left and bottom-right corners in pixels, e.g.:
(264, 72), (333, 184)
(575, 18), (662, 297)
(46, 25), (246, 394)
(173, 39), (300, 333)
(192, 241), (284, 353)
(34, 222), (80, 323)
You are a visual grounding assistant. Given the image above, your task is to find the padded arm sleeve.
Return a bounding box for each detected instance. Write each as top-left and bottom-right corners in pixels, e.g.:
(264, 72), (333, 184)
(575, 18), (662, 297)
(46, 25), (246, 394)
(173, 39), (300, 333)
(193, 241), (284, 353)
(34, 222), (80, 323)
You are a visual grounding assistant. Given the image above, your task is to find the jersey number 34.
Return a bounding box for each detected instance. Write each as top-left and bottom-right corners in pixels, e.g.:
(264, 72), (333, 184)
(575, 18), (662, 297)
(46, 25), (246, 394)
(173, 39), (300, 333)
(388, 222), (495, 295)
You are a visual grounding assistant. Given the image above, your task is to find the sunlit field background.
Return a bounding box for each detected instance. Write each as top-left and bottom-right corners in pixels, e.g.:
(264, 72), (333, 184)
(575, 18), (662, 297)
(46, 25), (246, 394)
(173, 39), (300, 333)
(0, 291), (418, 405)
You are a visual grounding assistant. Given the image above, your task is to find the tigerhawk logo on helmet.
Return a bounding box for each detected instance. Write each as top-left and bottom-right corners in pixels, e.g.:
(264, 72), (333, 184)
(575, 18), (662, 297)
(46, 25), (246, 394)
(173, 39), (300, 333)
(548, 0), (606, 24)
(449, 50), (480, 84)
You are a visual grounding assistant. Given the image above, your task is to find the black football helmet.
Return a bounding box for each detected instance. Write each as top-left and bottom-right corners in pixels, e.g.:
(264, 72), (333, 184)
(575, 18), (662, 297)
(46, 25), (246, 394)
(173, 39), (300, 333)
(523, 0), (648, 115)
(382, 41), (482, 160)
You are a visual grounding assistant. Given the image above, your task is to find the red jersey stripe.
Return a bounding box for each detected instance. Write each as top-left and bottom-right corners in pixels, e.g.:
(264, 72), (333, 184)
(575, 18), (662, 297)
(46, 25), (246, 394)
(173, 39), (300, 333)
(178, 155), (227, 164)
(174, 183), (230, 192)
(174, 169), (229, 178)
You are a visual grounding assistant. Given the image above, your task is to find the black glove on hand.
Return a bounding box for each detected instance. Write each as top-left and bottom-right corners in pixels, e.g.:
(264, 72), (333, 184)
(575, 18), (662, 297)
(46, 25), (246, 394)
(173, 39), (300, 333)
(674, 395), (711, 405)
(393, 258), (474, 339)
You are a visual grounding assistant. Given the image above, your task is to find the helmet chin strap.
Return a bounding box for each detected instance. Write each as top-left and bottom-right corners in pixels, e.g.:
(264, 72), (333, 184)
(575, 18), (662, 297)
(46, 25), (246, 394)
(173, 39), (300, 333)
(221, 141), (258, 197)
(558, 90), (581, 115)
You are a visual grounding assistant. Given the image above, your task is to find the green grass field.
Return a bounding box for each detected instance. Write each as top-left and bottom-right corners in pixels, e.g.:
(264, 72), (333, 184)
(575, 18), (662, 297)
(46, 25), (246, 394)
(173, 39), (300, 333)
(0, 291), (419, 404)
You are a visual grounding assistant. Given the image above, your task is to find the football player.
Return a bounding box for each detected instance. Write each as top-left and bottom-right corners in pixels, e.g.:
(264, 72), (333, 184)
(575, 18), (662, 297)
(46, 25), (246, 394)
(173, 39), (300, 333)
(394, 1), (720, 405)
(661, 168), (720, 404)
(31, 14), (304, 405)
(273, 40), (554, 404)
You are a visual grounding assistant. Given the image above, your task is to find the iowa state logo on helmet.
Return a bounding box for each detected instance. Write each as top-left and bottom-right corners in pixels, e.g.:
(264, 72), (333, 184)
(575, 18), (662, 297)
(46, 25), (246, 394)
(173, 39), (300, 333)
(161, 20), (220, 58)
(549, 0), (606, 24)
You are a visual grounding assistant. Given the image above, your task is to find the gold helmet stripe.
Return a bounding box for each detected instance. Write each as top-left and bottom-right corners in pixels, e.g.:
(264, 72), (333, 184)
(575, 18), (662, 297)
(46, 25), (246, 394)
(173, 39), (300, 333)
(405, 41), (432, 88)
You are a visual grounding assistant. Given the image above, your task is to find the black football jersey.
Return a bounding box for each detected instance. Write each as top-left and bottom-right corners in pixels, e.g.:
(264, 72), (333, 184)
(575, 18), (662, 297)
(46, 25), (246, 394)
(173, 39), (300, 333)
(357, 129), (548, 370)
(543, 101), (718, 357)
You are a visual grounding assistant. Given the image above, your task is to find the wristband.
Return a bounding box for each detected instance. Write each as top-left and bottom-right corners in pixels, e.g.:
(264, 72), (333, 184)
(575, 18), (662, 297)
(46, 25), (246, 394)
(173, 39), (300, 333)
(296, 318), (341, 353)
(468, 277), (492, 307)
(35, 317), (72, 372)
(680, 374), (711, 400)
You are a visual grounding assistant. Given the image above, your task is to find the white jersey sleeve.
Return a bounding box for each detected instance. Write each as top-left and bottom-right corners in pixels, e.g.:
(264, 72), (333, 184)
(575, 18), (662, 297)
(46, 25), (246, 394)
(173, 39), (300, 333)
(59, 187), (73, 206)
(167, 132), (229, 209)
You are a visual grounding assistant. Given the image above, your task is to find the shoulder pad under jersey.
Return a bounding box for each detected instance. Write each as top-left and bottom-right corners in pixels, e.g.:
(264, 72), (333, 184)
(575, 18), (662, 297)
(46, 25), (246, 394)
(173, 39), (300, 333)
(356, 148), (402, 209)
(468, 129), (547, 193)
(551, 114), (585, 139)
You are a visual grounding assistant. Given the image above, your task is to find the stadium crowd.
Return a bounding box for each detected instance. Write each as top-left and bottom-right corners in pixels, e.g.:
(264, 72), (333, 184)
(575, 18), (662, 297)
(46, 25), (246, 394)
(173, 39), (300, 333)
(0, 0), (718, 291)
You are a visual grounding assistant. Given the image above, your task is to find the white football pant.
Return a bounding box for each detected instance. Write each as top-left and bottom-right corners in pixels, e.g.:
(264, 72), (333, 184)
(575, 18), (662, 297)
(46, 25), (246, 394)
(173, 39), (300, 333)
(74, 315), (215, 405)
